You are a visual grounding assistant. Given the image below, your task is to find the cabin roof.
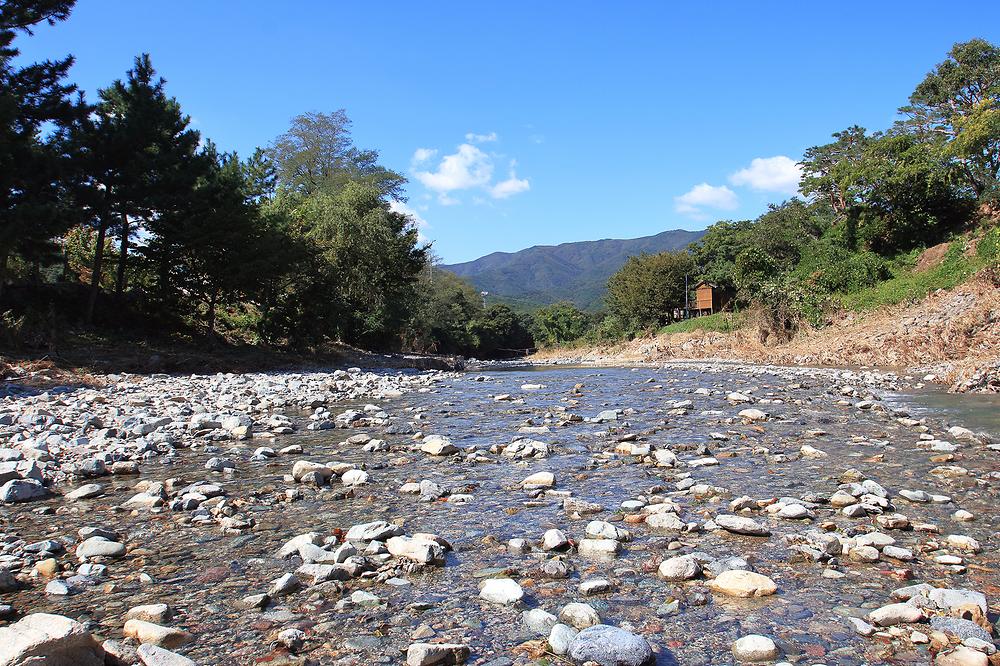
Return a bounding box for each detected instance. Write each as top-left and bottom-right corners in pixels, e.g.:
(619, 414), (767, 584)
(694, 281), (716, 289)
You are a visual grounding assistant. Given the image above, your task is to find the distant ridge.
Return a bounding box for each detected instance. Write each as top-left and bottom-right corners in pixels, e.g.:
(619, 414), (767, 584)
(442, 228), (705, 309)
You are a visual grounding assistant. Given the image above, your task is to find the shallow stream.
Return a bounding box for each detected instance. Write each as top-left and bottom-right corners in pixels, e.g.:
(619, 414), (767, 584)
(5, 365), (1000, 665)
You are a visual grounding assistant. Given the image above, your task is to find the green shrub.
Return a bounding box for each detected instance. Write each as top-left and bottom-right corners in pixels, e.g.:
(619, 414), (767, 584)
(734, 246), (778, 293)
(584, 313), (635, 343)
(980, 226), (1000, 285)
(795, 240), (890, 293)
(747, 278), (829, 343)
(840, 239), (986, 311)
(978, 226), (1000, 262)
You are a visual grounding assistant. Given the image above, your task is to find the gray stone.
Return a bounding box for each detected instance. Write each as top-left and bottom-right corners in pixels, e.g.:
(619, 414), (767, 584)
(404, 642), (470, 666)
(567, 624), (655, 666)
(66, 484), (104, 500)
(0, 479), (48, 503)
(868, 603), (924, 626)
(715, 514), (770, 536)
(658, 555), (700, 581)
(929, 617), (992, 643)
(559, 603), (600, 629)
(929, 588), (988, 614)
(345, 521), (402, 542)
(76, 537), (126, 560)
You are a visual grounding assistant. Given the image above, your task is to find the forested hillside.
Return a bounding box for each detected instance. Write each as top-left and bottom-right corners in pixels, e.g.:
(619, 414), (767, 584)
(443, 229), (704, 309)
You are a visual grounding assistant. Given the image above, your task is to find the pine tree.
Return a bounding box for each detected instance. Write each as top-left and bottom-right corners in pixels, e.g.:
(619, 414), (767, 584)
(0, 0), (81, 297)
(73, 53), (200, 321)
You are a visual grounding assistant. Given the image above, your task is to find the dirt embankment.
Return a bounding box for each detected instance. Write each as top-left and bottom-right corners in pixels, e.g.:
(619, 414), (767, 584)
(532, 274), (1000, 392)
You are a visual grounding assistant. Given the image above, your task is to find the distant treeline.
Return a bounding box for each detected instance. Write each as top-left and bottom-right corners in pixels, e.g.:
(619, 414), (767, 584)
(2, 2), (998, 356)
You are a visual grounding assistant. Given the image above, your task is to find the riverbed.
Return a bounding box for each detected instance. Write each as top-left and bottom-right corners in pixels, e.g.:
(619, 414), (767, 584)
(1, 364), (998, 665)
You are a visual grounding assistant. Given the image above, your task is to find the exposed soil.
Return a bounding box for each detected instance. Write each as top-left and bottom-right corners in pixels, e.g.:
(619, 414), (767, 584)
(532, 274), (1000, 392)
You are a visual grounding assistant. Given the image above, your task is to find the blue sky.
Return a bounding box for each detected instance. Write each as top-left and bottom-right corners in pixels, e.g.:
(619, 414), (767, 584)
(17, 1), (1000, 263)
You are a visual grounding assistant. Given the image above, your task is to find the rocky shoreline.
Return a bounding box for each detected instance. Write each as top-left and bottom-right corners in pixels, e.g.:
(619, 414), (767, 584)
(0, 362), (998, 665)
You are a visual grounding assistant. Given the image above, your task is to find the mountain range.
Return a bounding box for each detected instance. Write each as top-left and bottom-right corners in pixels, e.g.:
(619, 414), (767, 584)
(442, 228), (706, 310)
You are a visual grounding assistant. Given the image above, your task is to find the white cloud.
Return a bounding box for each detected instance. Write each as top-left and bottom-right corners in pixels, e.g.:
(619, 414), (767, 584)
(389, 200), (431, 243)
(465, 131), (498, 143)
(412, 137), (532, 204)
(491, 162), (530, 199)
(674, 183), (739, 218)
(411, 147), (437, 165)
(729, 155), (802, 194)
(414, 143), (494, 197)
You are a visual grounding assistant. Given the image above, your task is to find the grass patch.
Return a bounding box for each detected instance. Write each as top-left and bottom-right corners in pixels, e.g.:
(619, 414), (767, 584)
(838, 240), (986, 312)
(658, 311), (744, 334)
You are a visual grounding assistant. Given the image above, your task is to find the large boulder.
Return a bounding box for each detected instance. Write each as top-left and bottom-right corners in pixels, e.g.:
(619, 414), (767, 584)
(567, 624), (655, 666)
(0, 613), (105, 666)
(0, 479), (48, 503)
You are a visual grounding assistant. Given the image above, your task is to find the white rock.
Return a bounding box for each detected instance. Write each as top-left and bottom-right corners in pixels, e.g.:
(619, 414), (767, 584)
(868, 603), (925, 627)
(386, 536), (445, 564)
(658, 555), (700, 581)
(479, 578), (523, 604)
(0, 613), (105, 665)
(136, 644), (196, 666)
(65, 484), (104, 500)
(340, 469), (369, 486)
(708, 570), (777, 598)
(420, 436), (458, 456)
(558, 602), (599, 629)
(732, 634), (779, 662)
(738, 408), (767, 422)
(404, 643), (470, 666)
(541, 529), (569, 551)
(577, 538), (621, 558)
(522, 471), (554, 488)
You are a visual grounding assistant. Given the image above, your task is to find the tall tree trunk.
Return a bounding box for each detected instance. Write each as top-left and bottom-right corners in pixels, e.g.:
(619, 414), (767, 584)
(0, 250), (7, 301)
(207, 287), (218, 339)
(61, 243), (70, 283)
(86, 220), (108, 325)
(115, 214), (129, 296)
